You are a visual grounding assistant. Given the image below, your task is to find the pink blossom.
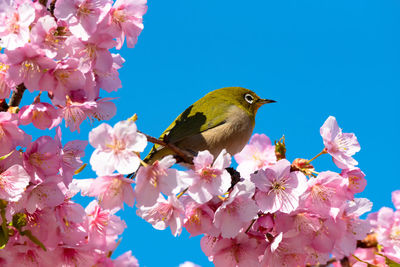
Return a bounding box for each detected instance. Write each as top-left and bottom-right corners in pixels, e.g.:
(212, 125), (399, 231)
(109, 0), (147, 49)
(87, 174), (135, 210)
(179, 261), (201, 267)
(251, 159), (307, 214)
(135, 155), (186, 207)
(25, 208), (60, 250)
(54, 0), (112, 40)
(89, 120), (146, 175)
(137, 194), (185, 236)
(0, 112), (31, 154)
(23, 135), (61, 180)
(348, 248), (386, 267)
(320, 116), (360, 169)
(213, 180), (259, 238)
(30, 15), (68, 59)
(41, 58), (88, 103)
(0, 164), (30, 202)
(54, 200), (88, 246)
(392, 190), (400, 210)
(235, 133), (276, 178)
(300, 171), (349, 219)
(62, 97), (117, 132)
(0, 0), (35, 50)
(182, 196), (219, 237)
(201, 233), (266, 267)
(0, 60), (11, 99)
(114, 251), (139, 267)
(340, 168), (367, 197)
(19, 102), (61, 130)
(25, 181), (65, 214)
(85, 200), (126, 250)
(182, 150), (232, 204)
(5, 44), (56, 92)
(94, 53), (124, 92)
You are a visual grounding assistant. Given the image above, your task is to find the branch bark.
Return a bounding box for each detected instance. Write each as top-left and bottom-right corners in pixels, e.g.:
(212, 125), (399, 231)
(9, 83), (26, 108)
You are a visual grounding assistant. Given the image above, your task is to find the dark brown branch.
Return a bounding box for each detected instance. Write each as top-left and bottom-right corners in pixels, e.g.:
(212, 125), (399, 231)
(9, 84), (26, 108)
(0, 100), (9, 112)
(138, 131), (194, 164)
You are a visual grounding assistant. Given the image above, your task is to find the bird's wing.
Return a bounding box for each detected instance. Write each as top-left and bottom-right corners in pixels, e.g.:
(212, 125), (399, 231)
(144, 97), (230, 162)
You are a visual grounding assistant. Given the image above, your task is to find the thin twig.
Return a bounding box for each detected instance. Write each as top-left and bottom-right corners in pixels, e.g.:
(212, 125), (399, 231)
(138, 131), (194, 164)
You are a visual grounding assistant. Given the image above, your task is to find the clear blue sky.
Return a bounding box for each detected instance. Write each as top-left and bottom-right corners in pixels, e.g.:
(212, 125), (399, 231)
(54, 0), (400, 266)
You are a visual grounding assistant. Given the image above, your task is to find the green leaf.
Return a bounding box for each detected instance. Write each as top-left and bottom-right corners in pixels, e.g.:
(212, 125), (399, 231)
(0, 228), (7, 248)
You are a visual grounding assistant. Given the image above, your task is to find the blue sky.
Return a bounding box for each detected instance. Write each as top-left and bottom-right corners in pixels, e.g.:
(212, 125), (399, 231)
(47, 0), (400, 266)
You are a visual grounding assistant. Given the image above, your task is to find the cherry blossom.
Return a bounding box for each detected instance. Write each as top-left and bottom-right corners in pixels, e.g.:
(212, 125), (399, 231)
(235, 133), (276, 178)
(182, 149), (232, 204)
(19, 102), (61, 130)
(251, 159), (307, 214)
(320, 116), (360, 169)
(0, 164), (30, 202)
(137, 194), (185, 236)
(89, 119), (146, 175)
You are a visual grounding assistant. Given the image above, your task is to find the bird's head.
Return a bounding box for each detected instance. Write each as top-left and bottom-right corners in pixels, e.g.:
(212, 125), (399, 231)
(213, 87), (276, 117)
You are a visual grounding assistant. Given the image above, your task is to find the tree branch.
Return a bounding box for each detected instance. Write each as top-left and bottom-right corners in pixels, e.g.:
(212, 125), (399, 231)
(9, 83), (26, 108)
(138, 131), (194, 164)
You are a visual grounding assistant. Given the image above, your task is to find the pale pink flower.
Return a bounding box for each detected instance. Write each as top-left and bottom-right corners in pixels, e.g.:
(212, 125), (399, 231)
(137, 194), (185, 236)
(87, 174), (135, 210)
(0, 164), (30, 202)
(179, 261), (201, 267)
(85, 200), (126, 250)
(30, 15), (69, 59)
(109, 0), (147, 49)
(300, 171), (349, 219)
(135, 155), (186, 207)
(261, 232), (310, 267)
(60, 140), (88, 186)
(213, 180), (259, 238)
(42, 58), (86, 95)
(182, 150), (231, 204)
(19, 102), (61, 130)
(320, 116), (360, 169)
(54, 200), (88, 246)
(0, 112), (31, 154)
(332, 199), (372, 259)
(0, 59), (11, 99)
(23, 135), (61, 180)
(348, 248), (386, 267)
(94, 53), (124, 93)
(235, 133), (276, 178)
(89, 120), (146, 175)
(251, 159), (307, 214)
(62, 98), (117, 132)
(54, 0), (112, 40)
(114, 251), (139, 267)
(25, 208), (60, 250)
(25, 180), (65, 214)
(201, 233), (266, 267)
(0, 0), (35, 50)
(5, 44), (56, 92)
(392, 190), (400, 210)
(182, 196), (219, 237)
(340, 168), (367, 197)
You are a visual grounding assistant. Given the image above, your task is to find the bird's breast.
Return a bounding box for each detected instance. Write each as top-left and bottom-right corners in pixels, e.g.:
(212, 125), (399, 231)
(177, 105), (255, 158)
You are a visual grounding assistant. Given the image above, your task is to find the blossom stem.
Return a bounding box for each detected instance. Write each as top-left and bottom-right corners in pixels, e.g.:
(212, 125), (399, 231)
(245, 219), (256, 233)
(307, 148), (327, 164)
(176, 187), (188, 199)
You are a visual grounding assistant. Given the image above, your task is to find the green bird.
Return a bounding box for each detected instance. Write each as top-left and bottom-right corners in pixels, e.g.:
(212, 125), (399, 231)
(144, 87), (275, 164)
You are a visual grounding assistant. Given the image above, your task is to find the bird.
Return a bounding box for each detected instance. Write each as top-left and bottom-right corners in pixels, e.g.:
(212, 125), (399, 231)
(143, 87), (275, 164)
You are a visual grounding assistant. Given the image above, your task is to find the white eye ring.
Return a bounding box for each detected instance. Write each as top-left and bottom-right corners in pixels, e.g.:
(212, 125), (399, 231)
(244, 93), (254, 104)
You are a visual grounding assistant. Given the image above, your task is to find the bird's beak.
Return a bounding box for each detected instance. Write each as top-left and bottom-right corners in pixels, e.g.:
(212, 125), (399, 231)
(257, 98), (276, 106)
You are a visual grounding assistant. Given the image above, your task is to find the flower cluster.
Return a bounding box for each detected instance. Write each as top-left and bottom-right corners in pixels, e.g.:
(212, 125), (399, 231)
(0, 0), (147, 265)
(1, 0), (147, 132)
(83, 113), (376, 266)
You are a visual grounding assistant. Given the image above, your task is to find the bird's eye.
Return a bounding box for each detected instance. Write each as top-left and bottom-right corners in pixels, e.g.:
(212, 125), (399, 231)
(244, 93), (254, 104)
